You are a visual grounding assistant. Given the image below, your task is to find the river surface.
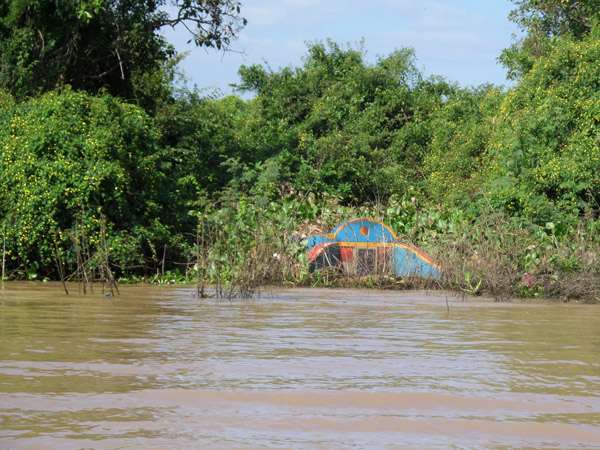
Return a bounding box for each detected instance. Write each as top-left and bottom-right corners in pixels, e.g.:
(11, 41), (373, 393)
(0, 283), (599, 449)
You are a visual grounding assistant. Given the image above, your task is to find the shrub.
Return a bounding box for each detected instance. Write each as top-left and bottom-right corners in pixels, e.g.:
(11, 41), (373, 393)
(0, 88), (177, 276)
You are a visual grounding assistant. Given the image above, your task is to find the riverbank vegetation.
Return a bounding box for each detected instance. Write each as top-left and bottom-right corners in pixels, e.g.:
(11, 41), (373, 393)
(1, 0), (600, 302)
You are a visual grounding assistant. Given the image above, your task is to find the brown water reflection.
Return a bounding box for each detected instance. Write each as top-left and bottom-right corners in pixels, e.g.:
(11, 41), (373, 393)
(1, 282), (599, 449)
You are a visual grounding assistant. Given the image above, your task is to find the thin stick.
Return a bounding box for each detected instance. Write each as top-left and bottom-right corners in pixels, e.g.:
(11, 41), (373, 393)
(196, 222), (201, 298)
(115, 47), (125, 80)
(100, 215), (119, 296)
(81, 209), (94, 293)
(52, 231), (69, 295)
(73, 225), (87, 294)
(2, 223), (6, 283)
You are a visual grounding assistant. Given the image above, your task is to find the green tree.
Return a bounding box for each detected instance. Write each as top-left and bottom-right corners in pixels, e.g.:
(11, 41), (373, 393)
(423, 85), (505, 206)
(501, 0), (600, 79)
(236, 41), (452, 203)
(0, 0), (246, 104)
(156, 90), (251, 201)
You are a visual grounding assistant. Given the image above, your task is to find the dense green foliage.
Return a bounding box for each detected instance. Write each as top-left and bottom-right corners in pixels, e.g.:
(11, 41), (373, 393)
(1, 0), (600, 300)
(483, 28), (600, 223)
(0, 0), (245, 106)
(423, 84), (504, 205)
(500, 0), (600, 78)
(234, 42), (455, 203)
(0, 88), (180, 274)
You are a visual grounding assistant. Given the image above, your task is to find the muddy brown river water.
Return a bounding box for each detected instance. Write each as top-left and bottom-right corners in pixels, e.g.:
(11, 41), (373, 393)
(0, 283), (599, 449)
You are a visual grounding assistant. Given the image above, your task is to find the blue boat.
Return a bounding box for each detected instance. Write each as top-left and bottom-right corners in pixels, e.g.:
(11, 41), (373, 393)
(307, 218), (440, 278)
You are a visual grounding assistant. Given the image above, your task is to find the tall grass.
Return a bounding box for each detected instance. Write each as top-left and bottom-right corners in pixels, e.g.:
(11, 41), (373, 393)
(431, 212), (600, 302)
(191, 197), (308, 299)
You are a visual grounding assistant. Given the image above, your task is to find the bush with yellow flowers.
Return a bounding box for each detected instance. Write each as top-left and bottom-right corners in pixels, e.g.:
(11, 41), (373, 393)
(0, 87), (176, 278)
(479, 26), (600, 224)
